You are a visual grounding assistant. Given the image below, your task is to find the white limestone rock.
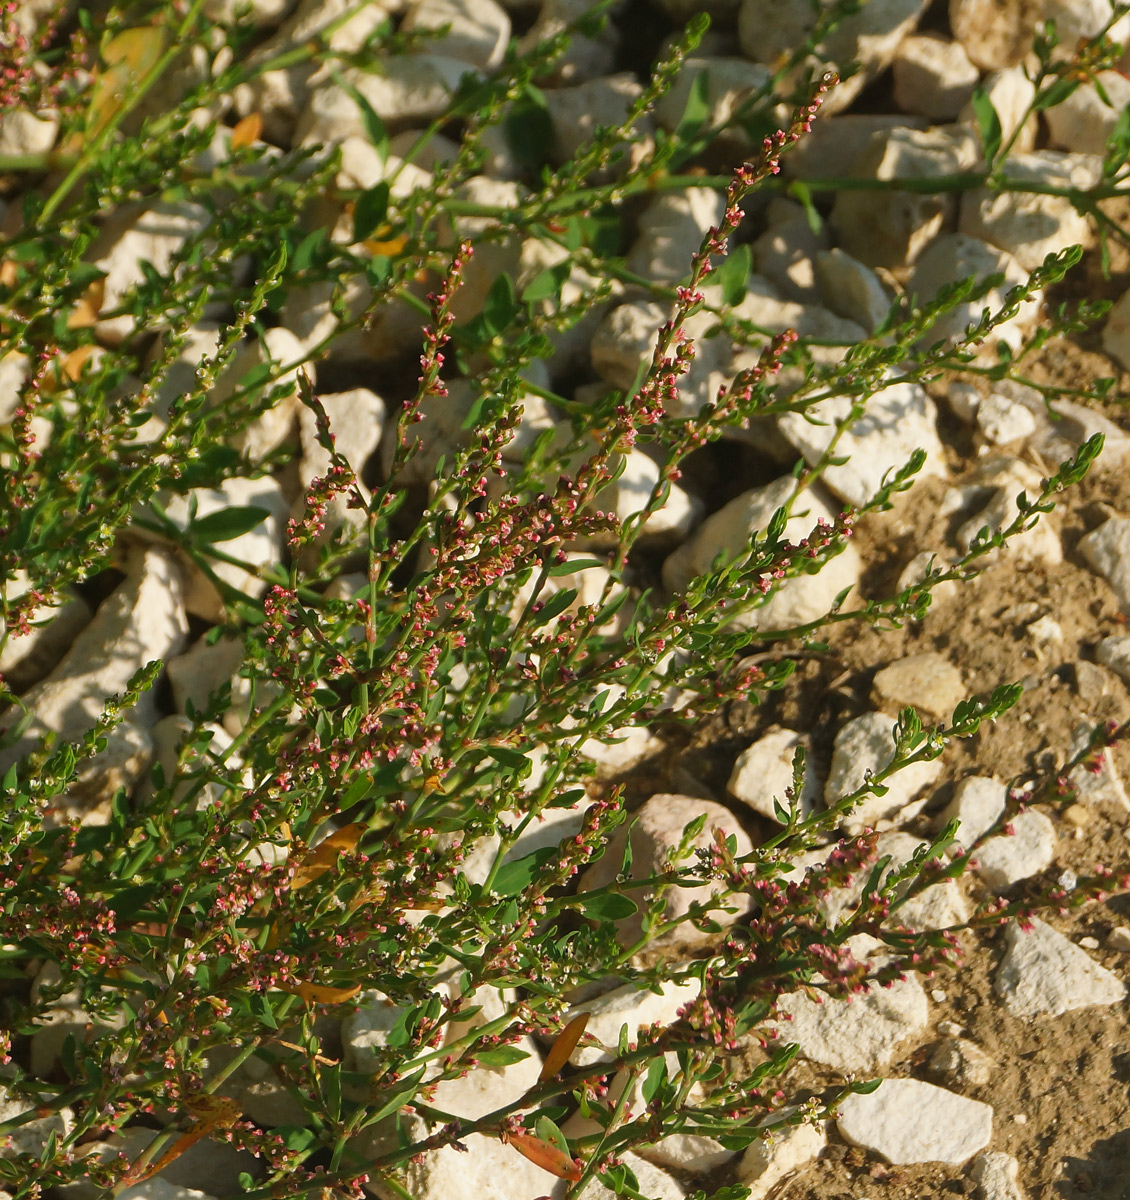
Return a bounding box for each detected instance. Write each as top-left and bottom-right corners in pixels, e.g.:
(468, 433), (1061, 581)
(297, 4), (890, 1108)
(211, 326), (307, 464)
(736, 1117), (827, 1200)
(146, 474), (288, 623)
(577, 794), (752, 953)
(1102, 286), (1130, 371)
(831, 126), (979, 268)
(561, 978), (701, 1068)
(949, 0), (1038, 70)
(752, 197), (829, 302)
(577, 1152), (685, 1200)
(817, 831), (970, 933)
(960, 68), (1038, 155)
(1046, 70), (1130, 155)
(298, 56), (477, 144)
(778, 381), (945, 509)
(785, 113), (929, 181)
(111, 1180), (220, 1200)
(975, 810), (1056, 891)
(872, 652), (966, 720)
(959, 152), (1101, 272)
(662, 476), (862, 633)
(837, 1078), (993, 1164)
(825, 711), (944, 832)
(446, 175), (526, 324)
(637, 1131), (735, 1175)
(590, 297), (729, 417)
(1096, 635), (1130, 683)
(893, 34), (979, 119)
(970, 1151), (1026, 1200)
(516, 0), (618, 83)
(1065, 719), (1130, 810)
(0, 571), (92, 692)
(952, 455), (1062, 566)
(401, 0), (510, 69)
(906, 233), (1041, 355)
(204, 0), (291, 24)
(544, 73), (652, 178)
(0, 1084), (73, 1158)
(0, 107), (58, 157)
(765, 935), (930, 1073)
(728, 727), (820, 823)
(0, 548), (186, 774)
(815, 248), (894, 332)
(994, 918), (1127, 1017)
(939, 776), (1008, 850)
(738, 0), (928, 115)
(928, 1036), (996, 1089)
(298, 386), (385, 481)
(92, 202), (214, 344)
(626, 189), (726, 285)
(653, 56), (771, 141)
(976, 392), (1038, 445)
(1043, 0), (1130, 55)
(1079, 513), (1130, 613)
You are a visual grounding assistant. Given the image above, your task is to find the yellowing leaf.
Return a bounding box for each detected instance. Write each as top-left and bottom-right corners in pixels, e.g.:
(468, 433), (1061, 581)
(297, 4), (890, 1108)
(184, 1093), (242, 1127)
(504, 1132), (583, 1181)
(363, 233), (409, 257)
(67, 278), (105, 328)
(87, 26), (167, 137)
(290, 821), (367, 890)
(539, 1012), (589, 1083)
(0, 261), (17, 289)
(279, 981), (363, 1005)
(231, 113), (263, 149)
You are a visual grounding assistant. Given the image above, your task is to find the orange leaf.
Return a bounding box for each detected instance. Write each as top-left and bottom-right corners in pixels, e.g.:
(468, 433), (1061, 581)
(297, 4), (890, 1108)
(66, 277), (104, 328)
(0, 261), (17, 288)
(539, 1012), (590, 1083)
(87, 27), (167, 138)
(231, 113), (263, 149)
(57, 344), (97, 384)
(279, 980), (362, 1005)
(290, 822), (366, 890)
(504, 1132), (583, 1182)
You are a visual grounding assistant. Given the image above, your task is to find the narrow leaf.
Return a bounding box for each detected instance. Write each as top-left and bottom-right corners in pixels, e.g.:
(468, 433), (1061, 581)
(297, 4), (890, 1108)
(505, 1132), (583, 1181)
(539, 1012), (590, 1082)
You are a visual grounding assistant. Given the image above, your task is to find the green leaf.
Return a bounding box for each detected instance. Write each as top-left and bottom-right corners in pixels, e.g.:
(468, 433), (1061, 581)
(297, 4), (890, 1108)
(521, 259), (572, 303)
(546, 557), (603, 576)
(475, 1046), (532, 1067)
(482, 273), (519, 337)
(716, 243), (752, 306)
(504, 89), (553, 174)
(331, 69), (389, 161)
(485, 745), (530, 770)
(189, 505), (272, 544)
(534, 1115), (570, 1157)
(581, 892), (637, 921)
(533, 587), (578, 626)
(970, 89), (1002, 163)
(353, 182), (390, 243)
(492, 846), (557, 896)
(674, 70), (710, 144)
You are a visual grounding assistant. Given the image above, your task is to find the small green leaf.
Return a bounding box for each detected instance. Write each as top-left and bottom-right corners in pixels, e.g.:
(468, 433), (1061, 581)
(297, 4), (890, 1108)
(716, 243), (752, 306)
(189, 505), (272, 543)
(674, 70), (710, 144)
(482, 273), (519, 337)
(353, 182), (390, 243)
(331, 69), (389, 161)
(581, 892), (637, 921)
(475, 1046), (532, 1067)
(521, 260), (571, 303)
(970, 88), (1002, 163)
(493, 846), (557, 896)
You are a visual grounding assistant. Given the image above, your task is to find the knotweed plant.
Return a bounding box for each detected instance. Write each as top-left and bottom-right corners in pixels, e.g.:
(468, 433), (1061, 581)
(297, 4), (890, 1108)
(0, 3), (1126, 1199)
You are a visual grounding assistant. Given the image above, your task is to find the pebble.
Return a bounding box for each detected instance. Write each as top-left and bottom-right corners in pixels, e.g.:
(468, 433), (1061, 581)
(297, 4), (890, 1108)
(872, 652), (966, 720)
(994, 918), (1127, 1017)
(959, 67), (1037, 154)
(577, 793), (752, 953)
(737, 1117), (827, 1200)
(892, 33), (979, 119)
(1102, 287), (1130, 372)
(765, 935), (930, 1074)
(399, 0), (510, 70)
(836, 1077), (993, 1164)
(976, 393), (1038, 445)
(928, 1035), (996, 1089)
(727, 726), (820, 823)
(661, 476), (862, 633)
(1065, 720), (1130, 810)
(949, 0), (1035, 69)
(777, 381), (946, 509)
(814, 247), (893, 332)
(825, 710), (945, 832)
(1107, 926), (1130, 952)
(1095, 635), (1130, 683)
(974, 809), (1057, 892)
(561, 977), (702, 1068)
(1045, 69), (1130, 155)
(940, 776), (1008, 850)
(970, 1151), (1027, 1200)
